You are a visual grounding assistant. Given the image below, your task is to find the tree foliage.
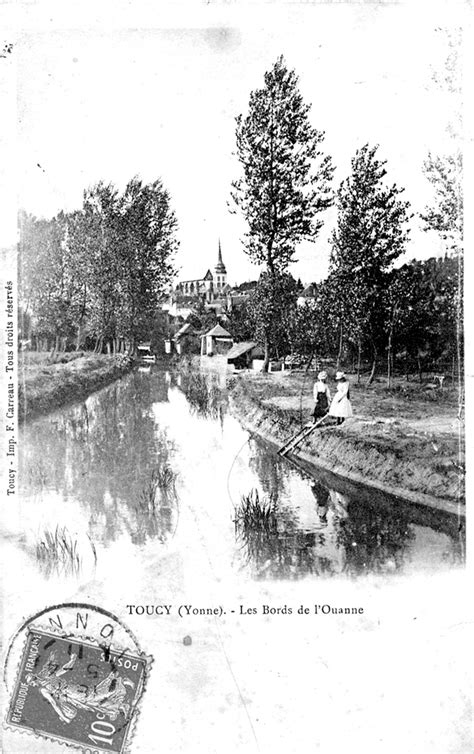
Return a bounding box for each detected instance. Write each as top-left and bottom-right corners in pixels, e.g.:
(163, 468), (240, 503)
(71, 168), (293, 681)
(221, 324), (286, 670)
(421, 151), (463, 254)
(281, 255), (459, 384)
(420, 28), (463, 399)
(248, 272), (299, 358)
(18, 177), (178, 353)
(329, 144), (412, 382)
(231, 56), (334, 273)
(225, 302), (255, 343)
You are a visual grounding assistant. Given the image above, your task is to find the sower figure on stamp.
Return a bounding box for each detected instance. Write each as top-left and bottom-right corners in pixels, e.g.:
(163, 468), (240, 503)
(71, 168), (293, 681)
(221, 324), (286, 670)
(329, 371), (353, 425)
(25, 650), (134, 724)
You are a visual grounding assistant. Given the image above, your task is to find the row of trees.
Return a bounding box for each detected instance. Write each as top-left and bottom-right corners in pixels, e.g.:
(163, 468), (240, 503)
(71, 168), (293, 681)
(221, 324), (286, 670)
(19, 178), (178, 353)
(225, 253), (458, 385)
(239, 265), (459, 393)
(230, 57), (462, 381)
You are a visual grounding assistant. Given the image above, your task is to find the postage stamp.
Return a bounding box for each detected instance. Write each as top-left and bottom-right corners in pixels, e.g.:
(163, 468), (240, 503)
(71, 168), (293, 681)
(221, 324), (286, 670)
(4, 604), (152, 753)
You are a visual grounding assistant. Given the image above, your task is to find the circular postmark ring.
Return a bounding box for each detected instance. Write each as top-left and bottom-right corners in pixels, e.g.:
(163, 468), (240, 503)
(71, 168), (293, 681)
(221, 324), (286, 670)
(3, 601), (143, 691)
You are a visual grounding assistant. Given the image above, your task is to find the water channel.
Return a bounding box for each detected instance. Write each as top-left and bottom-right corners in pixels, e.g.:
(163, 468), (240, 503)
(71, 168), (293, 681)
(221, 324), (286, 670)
(12, 365), (464, 586)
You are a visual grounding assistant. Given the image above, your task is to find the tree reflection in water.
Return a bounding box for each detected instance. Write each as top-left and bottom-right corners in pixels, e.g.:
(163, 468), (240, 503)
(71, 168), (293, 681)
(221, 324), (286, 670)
(234, 489), (303, 580)
(336, 499), (416, 577)
(21, 371), (180, 554)
(235, 480), (418, 580)
(247, 438), (289, 500)
(131, 454), (179, 545)
(175, 371), (228, 424)
(234, 498), (343, 580)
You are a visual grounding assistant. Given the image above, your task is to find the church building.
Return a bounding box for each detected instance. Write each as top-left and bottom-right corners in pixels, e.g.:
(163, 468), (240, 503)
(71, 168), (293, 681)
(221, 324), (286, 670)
(175, 241), (228, 302)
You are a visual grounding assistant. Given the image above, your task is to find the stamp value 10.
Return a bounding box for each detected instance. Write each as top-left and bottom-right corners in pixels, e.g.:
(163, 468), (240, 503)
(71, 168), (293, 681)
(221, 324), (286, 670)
(6, 628), (147, 753)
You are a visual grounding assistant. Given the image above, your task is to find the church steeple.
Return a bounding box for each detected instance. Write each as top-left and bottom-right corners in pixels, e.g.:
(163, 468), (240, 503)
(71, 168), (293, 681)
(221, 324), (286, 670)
(215, 239), (226, 274)
(214, 239), (227, 290)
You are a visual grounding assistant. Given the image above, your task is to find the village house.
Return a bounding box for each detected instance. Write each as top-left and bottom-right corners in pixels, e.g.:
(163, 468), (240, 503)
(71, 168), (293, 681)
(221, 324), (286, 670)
(171, 322), (201, 355)
(297, 283), (318, 308)
(201, 324), (233, 356)
(226, 341), (264, 371)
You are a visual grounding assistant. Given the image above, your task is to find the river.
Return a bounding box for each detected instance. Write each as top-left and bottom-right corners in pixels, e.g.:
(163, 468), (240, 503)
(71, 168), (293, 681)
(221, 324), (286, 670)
(7, 364), (463, 588)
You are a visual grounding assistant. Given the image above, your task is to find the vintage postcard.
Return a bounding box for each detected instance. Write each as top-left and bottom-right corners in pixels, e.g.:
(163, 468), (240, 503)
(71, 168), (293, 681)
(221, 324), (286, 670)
(0, 1), (472, 752)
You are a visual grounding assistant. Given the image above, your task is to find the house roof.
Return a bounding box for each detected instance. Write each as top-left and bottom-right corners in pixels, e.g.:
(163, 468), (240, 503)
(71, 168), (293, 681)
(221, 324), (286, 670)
(226, 341), (261, 359)
(203, 324), (232, 338)
(228, 292), (250, 302)
(173, 322), (196, 340)
(300, 284), (318, 298)
(173, 293), (201, 303)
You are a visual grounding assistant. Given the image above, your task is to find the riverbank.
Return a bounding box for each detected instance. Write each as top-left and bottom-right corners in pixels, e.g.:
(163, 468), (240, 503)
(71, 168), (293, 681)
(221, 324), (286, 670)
(228, 371), (464, 516)
(18, 352), (134, 422)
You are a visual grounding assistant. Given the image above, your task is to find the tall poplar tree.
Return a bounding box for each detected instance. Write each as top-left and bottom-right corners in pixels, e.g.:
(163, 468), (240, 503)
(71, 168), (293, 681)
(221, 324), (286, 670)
(231, 56), (333, 367)
(231, 56), (333, 273)
(330, 144), (412, 384)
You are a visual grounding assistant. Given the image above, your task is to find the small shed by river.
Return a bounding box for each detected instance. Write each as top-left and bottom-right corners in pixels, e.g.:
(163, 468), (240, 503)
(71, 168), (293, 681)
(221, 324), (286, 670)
(201, 324), (233, 356)
(226, 341), (264, 370)
(173, 322), (200, 355)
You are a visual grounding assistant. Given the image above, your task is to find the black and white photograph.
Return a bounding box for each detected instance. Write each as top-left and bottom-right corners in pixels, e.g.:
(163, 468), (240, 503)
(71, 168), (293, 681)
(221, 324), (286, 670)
(0, 1), (471, 752)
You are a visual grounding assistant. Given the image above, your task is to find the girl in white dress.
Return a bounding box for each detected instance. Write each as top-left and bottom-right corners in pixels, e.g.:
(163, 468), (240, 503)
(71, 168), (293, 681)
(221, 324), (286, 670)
(329, 371), (353, 425)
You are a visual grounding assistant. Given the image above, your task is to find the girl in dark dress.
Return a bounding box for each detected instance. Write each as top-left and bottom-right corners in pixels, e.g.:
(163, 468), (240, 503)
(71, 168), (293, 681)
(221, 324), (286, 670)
(312, 370), (331, 422)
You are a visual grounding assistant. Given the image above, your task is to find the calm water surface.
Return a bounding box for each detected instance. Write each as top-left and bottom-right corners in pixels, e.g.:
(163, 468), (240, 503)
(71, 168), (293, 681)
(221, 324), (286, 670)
(15, 366), (464, 582)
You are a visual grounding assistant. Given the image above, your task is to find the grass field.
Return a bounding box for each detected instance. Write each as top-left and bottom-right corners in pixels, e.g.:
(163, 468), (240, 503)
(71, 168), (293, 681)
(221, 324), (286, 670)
(19, 351), (133, 421)
(247, 370), (461, 430)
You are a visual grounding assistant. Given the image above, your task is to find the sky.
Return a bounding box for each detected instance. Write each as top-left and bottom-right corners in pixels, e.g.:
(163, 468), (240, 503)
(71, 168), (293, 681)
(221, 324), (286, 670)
(2, 1), (467, 285)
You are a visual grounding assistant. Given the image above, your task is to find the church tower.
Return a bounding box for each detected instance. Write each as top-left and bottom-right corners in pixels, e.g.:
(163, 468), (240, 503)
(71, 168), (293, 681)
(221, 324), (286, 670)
(214, 239), (227, 291)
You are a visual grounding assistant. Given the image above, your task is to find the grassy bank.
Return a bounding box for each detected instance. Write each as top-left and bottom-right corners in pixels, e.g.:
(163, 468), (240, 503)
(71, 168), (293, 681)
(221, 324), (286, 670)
(19, 351), (133, 421)
(229, 371), (464, 513)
